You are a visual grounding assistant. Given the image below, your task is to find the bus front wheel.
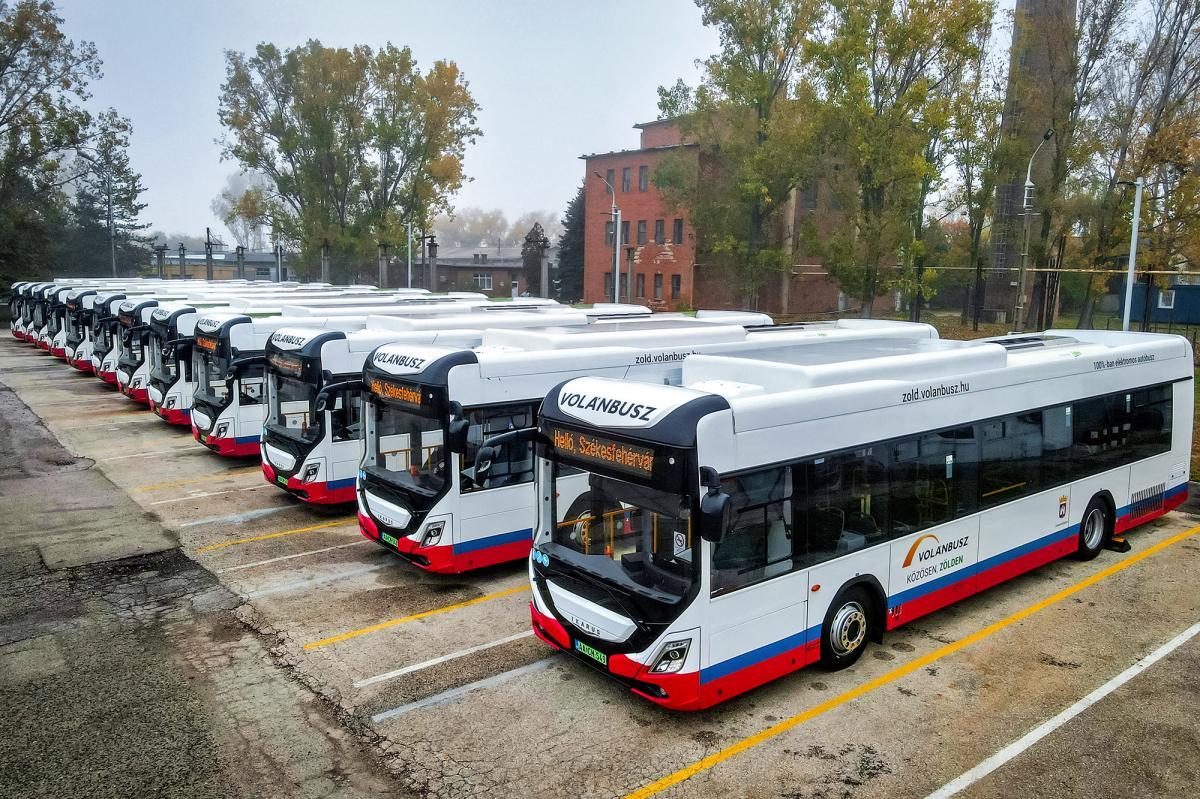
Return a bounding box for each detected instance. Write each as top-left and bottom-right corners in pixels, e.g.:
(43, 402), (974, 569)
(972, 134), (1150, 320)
(1076, 496), (1110, 561)
(819, 586), (873, 670)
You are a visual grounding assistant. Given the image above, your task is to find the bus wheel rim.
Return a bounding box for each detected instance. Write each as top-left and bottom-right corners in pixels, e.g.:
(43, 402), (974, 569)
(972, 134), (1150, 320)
(1083, 508), (1105, 549)
(830, 600), (867, 656)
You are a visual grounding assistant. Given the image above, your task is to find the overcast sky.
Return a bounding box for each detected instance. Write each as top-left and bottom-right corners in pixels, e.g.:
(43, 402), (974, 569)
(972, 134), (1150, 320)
(56, 0), (720, 245)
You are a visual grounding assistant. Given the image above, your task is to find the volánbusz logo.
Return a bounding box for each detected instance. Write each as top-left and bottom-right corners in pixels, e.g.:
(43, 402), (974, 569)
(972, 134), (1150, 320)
(373, 351), (426, 371)
(271, 333), (309, 347)
(902, 533), (970, 568)
(559, 391), (657, 422)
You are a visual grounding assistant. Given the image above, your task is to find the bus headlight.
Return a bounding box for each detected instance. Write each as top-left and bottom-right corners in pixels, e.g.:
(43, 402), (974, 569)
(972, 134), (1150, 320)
(420, 521), (445, 547)
(301, 463), (321, 483)
(650, 640), (691, 674)
(164, 396), (177, 409)
(214, 422), (229, 438)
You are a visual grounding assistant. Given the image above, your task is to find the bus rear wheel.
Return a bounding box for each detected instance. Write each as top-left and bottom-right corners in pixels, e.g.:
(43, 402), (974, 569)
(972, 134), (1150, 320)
(1076, 496), (1110, 561)
(819, 586), (872, 670)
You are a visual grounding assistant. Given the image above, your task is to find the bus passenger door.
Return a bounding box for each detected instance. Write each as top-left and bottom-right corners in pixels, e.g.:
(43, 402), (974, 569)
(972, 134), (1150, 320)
(458, 405), (538, 563)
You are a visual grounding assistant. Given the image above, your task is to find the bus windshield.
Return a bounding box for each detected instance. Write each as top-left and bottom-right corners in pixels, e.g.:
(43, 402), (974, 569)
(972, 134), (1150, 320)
(266, 374), (319, 442)
(194, 350), (232, 405)
(551, 465), (695, 598)
(365, 400), (447, 499)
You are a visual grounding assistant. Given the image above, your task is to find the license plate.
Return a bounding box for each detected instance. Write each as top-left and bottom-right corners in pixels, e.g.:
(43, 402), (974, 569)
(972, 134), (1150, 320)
(574, 640), (607, 666)
(381, 532), (399, 547)
(199, 434), (207, 443)
(275, 475), (287, 487)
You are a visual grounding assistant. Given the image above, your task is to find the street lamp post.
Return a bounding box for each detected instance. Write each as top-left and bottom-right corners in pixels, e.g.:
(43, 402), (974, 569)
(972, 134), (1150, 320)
(235, 245), (246, 280)
(154, 244), (167, 279)
(377, 241), (390, 288)
(1120, 177), (1145, 332)
(320, 240), (331, 283)
(1015, 128), (1055, 330)
(625, 246), (636, 303)
(428, 237), (439, 291)
(594, 171), (621, 304)
(177, 243), (186, 279)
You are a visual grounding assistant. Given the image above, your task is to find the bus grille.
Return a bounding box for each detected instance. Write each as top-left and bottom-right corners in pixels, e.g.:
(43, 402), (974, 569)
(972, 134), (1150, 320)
(1129, 483), (1165, 520)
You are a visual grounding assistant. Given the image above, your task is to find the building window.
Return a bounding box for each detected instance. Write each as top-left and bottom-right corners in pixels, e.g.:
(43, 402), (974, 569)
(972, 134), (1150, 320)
(671, 274), (681, 300)
(654, 219), (664, 244)
(605, 221), (614, 247)
(622, 167), (631, 192)
(637, 220), (647, 245)
(654, 273), (663, 300)
(604, 272), (613, 298)
(636, 273), (645, 298)
(621, 220), (629, 245)
(605, 169), (615, 192)
(639, 165), (648, 192)
(472, 273), (493, 290)
(1159, 290), (1176, 310)
(672, 218), (684, 245)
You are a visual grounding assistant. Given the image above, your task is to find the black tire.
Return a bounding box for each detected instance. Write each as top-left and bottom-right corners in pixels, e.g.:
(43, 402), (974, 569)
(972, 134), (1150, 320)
(819, 586), (873, 670)
(1075, 496), (1110, 561)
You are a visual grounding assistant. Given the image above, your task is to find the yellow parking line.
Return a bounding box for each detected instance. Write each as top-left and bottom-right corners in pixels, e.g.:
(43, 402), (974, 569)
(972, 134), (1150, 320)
(134, 467), (262, 492)
(622, 523), (1200, 799)
(304, 584), (531, 650)
(193, 518), (356, 553)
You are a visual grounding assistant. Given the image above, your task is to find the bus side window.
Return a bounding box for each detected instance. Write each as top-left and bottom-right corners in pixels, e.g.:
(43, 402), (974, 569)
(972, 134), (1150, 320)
(794, 448), (889, 568)
(891, 426), (980, 536)
(1127, 386), (1172, 461)
(1073, 395), (1127, 476)
(240, 364), (265, 406)
(461, 405), (535, 492)
(710, 467), (792, 596)
(980, 412), (1042, 508)
(330, 391), (362, 442)
(1042, 406), (1072, 486)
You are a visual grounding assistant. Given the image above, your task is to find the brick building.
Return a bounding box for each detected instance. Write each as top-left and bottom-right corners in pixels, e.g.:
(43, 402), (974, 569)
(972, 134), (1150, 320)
(581, 120), (698, 309)
(428, 244), (557, 298)
(582, 121), (894, 317)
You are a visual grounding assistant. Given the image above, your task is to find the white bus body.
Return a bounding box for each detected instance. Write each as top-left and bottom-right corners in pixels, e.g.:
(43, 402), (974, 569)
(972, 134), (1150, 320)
(259, 307), (663, 504)
(528, 331), (1193, 710)
(356, 318), (933, 574)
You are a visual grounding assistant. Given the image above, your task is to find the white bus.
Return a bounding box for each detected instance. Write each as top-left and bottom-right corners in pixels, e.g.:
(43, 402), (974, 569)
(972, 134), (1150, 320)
(525, 330), (1193, 710)
(187, 299), (571, 456)
(356, 318), (935, 574)
(260, 307), (672, 504)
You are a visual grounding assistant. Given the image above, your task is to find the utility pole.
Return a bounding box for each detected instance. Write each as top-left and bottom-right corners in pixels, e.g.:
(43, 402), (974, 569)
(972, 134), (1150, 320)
(428, 237), (439, 292)
(274, 242), (284, 282)
(154, 244), (167, 279)
(377, 242), (390, 289)
(177, 243), (186, 279)
(594, 171), (621, 303)
(1014, 128), (1054, 330)
(406, 220), (413, 288)
(106, 169), (116, 277)
(204, 228), (215, 281)
(1121, 176), (1145, 332)
(625, 246), (636, 303)
(235, 245), (246, 280)
(540, 237), (551, 299)
(320, 240), (331, 283)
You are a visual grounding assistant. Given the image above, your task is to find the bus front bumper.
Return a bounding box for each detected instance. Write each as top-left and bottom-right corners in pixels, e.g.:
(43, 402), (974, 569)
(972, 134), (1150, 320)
(97, 369), (118, 385)
(120, 383), (150, 404)
(261, 462), (355, 504)
(149, 400), (190, 425)
(68, 356), (94, 374)
(529, 603), (703, 711)
(361, 517), (531, 574)
(192, 426), (260, 457)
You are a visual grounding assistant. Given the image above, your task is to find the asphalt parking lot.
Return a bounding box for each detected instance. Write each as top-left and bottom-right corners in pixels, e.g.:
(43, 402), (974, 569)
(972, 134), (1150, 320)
(2, 336), (1199, 799)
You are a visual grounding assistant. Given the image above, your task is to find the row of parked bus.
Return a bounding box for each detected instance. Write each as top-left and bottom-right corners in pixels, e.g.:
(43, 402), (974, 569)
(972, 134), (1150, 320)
(8, 277), (1193, 711)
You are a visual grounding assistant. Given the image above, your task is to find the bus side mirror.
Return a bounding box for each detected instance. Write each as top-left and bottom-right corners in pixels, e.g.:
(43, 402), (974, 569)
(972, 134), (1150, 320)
(698, 466), (729, 544)
(447, 418), (470, 454)
(474, 445), (496, 482)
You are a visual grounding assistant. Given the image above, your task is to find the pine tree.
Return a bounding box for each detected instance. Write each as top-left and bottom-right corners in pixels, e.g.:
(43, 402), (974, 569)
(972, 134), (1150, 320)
(556, 184), (585, 302)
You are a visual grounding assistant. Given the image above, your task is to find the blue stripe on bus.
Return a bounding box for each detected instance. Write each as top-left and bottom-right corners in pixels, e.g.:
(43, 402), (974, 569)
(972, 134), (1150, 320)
(700, 627), (818, 685)
(234, 434), (261, 445)
(452, 528), (532, 555)
(328, 476), (356, 490)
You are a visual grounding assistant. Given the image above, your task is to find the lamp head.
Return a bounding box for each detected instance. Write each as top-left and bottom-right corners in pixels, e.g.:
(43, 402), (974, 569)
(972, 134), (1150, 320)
(1043, 128), (1055, 141)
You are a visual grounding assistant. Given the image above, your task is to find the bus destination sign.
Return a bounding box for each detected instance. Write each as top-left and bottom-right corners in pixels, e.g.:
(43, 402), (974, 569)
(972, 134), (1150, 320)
(195, 335), (219, 353)
(267, 351), (305, 377)
(546, 423), (654, 479)
(368, 377), (423, 408)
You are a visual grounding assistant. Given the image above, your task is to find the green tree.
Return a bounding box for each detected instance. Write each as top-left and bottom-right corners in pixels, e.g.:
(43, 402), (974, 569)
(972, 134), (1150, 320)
(521, 221), (548, 296)
(218, 40), (480, 281)
(0, 0), (102, 282)
(653, 0), (824, 306)
(811, 0), (993, 317)
(555, 184), (585, 302)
